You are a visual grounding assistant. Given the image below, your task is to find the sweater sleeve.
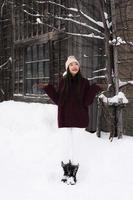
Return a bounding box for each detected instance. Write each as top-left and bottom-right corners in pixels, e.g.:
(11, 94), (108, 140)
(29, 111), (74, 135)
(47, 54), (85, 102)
(84, 81), (101, 106)
(44, 84), (59, 105)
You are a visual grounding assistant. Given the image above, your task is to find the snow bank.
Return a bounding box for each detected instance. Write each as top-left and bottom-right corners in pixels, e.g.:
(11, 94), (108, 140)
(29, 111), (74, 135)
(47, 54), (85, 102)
(0, 101), (133, 200)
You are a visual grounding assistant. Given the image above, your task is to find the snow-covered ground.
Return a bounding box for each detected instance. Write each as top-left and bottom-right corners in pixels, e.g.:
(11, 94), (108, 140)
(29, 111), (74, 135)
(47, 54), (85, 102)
(0, 101), (133, 200)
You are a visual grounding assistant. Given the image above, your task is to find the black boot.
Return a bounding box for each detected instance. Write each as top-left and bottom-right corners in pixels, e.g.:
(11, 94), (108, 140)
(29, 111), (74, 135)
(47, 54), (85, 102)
(61, 160), (79, 185)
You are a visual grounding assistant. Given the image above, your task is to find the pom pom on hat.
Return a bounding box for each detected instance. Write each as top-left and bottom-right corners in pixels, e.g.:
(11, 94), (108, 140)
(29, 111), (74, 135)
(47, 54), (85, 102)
(65, 56), (80, 70)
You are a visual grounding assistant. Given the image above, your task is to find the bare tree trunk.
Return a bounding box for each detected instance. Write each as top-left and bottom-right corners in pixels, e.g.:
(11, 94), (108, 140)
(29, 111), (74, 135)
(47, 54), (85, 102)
(96, 98), (102, 137)
(98, 0), (113, 85)
(97, 0), (115, 137)
(11, 1), (15, 99)
(110, 0), (123, 138)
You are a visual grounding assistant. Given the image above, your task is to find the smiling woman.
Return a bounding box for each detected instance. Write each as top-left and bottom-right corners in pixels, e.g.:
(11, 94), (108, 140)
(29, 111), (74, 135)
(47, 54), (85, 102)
(69, 62), (79, 76)
(65, 56), (80, 76)
(38, 55), (101, 184)
(38, 55), (101, 128)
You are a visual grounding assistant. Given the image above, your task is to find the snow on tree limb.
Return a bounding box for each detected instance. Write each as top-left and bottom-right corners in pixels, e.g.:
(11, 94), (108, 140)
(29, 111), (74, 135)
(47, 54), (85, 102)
(88, 75), (106, 80)
(109, 37), (133, 47)
(93, 68), (107, 73)
(99, 92), (128, 105)
(36, 0), (104, 29)
(1, 0), (6, 18)
(36, 18), (43, 24)
(22, 7), (104, 36)
(24, 17), (103, 39)
(0, 57), (12, 69)
(23, 9), (43, 17)
(119, 80), (133, 88)
(66, 32), (104, 40)
(55, 16), (104, 35)
(104, 12), (111, 29)
(80, 10), (104, 28)
(128, 81), (133, 85)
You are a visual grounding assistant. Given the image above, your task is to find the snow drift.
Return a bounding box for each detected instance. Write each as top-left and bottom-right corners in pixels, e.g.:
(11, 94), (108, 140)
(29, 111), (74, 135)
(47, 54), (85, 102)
(0, 101), (133, 200)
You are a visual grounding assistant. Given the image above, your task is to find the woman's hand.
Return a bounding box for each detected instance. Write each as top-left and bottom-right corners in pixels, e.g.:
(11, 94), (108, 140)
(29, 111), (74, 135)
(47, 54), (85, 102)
(38, 83), (48, 89)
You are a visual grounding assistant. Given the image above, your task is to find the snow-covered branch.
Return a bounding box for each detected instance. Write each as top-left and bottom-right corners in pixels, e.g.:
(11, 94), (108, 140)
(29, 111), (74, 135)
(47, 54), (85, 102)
(1, 0), (6, 18)
(80, 10), (104, 28)
(93, 68), (107, 73)
(23, 9), (43, 17)
(66, 32), (104, 40)
(22, 7), (104, 37)
(119, 80), (133, 88)
(36, 18), (43, 24)
(0, 57), (12, 69)
(25, 17), (103, 40)
(36, 0), (104, 29)
(99, 92), (128, 106)
(55, 16), (104, 35)
(110, 36), (133, 47)
(88, 75), (106, 80)
(104, 12), (112, 29)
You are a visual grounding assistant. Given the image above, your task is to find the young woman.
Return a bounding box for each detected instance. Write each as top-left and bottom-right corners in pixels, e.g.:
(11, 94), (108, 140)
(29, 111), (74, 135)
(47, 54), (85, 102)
(39, 56), (101, 128)
(38, 56), (102, 184)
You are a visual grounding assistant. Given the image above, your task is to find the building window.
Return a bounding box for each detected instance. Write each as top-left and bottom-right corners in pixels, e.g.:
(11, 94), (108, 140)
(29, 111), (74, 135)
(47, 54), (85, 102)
(25, 43), (50, 95)
(14, 42), (50, 96)
(14, 47), (24, 94)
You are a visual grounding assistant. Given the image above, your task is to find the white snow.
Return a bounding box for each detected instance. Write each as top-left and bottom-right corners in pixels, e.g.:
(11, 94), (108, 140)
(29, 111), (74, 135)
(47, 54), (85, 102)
(103, 12), (111, 29)
(110, 37), (133, 46)
(110, 37), (126, 46)
(93, 68), (106, 73)
(67, 14), (73, 17)
(66, 32), (104, 40)
(83, 54), (88, 58)
(111, 37), (133, 46)
(68, 8), (78, 12)
(23, 9), (42, 17)
(129, 80), (133, 84)
(80, 10), (104, 28)
(99, 92), (128, 105)
(36, 18), (43, 24)
(0, 101), (133, 200)
(104, 12), (108, 20)
(88, 75), (106, 80)
(119, 79), (133, 87)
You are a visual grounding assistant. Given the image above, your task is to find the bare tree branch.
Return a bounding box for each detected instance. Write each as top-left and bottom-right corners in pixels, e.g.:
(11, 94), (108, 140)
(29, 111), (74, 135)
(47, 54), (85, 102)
(0, 57), (12, 69)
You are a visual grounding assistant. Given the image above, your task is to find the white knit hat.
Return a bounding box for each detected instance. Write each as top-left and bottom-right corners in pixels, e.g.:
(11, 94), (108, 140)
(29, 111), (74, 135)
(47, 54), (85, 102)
(65, 56), (80, 70)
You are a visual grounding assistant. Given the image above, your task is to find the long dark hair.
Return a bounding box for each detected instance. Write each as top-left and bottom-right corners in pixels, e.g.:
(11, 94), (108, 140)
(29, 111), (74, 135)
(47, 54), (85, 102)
(60, 68), (83, 106)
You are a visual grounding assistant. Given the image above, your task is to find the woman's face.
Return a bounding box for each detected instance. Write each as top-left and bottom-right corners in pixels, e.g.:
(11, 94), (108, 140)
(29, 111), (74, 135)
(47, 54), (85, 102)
(68, 62), (80, 76)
